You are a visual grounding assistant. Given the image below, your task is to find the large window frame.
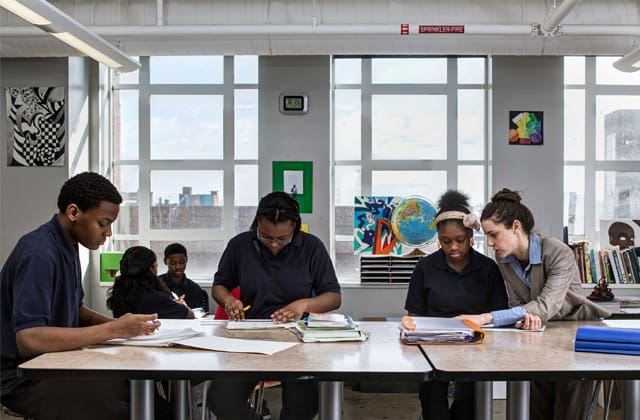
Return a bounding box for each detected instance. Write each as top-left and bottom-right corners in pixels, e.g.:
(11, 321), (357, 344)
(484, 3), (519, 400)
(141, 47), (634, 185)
(106, 56), (259, 280)
(332, 56), (490, 281)
(564, 56), (640, 249)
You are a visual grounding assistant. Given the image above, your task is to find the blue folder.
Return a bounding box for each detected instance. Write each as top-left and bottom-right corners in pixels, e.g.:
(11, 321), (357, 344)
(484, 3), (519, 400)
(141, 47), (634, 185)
(574, 325), (640, 355)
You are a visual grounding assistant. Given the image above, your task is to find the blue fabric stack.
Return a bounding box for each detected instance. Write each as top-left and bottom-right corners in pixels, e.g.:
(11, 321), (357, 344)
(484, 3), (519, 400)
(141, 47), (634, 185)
(575, 325), (640, 355)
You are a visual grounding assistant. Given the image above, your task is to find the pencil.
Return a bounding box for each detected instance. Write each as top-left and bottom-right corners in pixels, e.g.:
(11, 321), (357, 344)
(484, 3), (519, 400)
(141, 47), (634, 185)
(243, 305), (251, 311)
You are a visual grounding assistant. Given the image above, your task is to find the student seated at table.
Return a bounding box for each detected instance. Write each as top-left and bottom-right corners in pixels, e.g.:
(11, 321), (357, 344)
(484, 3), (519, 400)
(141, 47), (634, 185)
(160, 242), (208, 312)
(405, 190), (508, 420)
(0, 172), (167, 420)
(457, 188), (611, 420)
(107, 246), (195, 319)
(207, 191), (342, 420)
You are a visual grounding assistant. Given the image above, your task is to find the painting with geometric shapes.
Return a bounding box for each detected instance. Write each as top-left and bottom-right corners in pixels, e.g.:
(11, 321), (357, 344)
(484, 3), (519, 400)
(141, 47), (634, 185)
(508, 110), (543, 145)
(5, 87), (66, 166)
(354, 196), (403, 255)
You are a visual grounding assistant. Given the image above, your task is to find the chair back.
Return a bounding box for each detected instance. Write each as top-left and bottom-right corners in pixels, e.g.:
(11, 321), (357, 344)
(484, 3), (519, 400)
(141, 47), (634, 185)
(213, 287), (240, 320)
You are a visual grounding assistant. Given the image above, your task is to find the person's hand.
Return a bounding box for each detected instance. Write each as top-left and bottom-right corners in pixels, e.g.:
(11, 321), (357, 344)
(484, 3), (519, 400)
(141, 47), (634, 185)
(515, 313), (542, 330)
(224, 296), (245, 321)
(271, 300), (306, 323)
(175, 294), (186, 305)
(111, 313), (160, 338)
(454, 313), (492, 326)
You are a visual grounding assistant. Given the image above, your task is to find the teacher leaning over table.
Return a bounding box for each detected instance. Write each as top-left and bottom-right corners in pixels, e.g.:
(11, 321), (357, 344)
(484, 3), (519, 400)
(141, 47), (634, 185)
(456, 188), (611, 420)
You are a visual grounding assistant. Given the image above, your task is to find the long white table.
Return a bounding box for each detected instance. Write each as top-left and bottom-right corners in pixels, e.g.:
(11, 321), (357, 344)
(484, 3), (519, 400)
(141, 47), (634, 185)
(19, 321), (431, 420)
(421, 320), (640, 420)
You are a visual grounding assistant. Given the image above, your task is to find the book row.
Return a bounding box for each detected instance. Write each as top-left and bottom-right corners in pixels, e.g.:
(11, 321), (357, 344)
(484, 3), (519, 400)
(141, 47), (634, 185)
(569, 242), (640, 285)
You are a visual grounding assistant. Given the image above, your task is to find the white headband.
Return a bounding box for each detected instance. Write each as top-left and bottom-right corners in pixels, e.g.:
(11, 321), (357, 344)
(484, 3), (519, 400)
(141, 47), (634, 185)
(434, 211), (481, 231)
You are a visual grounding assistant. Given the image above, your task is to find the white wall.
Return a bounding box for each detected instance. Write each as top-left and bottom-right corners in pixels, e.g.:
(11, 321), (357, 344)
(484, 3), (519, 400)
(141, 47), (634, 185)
(259, 56), (332, 246)
(0, 58), (69, 262)
(491, 56), (565, 239)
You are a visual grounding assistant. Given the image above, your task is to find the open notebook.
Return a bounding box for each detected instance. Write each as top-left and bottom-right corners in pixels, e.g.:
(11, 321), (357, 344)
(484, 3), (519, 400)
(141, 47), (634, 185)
(104, 328), (297, 355)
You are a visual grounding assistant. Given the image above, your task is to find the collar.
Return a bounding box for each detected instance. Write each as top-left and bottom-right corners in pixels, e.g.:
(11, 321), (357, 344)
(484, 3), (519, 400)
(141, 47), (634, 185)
(48, 214), (78, 264)
(499, 232), (542, 266)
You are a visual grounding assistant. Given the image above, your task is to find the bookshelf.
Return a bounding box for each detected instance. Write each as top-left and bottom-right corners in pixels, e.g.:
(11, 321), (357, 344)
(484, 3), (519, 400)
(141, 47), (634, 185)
(569, 241), (640, 297)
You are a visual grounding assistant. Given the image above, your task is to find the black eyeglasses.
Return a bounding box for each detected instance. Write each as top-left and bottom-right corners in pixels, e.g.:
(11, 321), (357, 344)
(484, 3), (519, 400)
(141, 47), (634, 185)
(256, 230), (293, 246)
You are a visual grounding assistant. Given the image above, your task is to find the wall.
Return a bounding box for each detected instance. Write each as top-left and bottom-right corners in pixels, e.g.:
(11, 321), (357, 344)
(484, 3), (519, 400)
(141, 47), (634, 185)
(0, 58), (69, 261)
(491, 56), (564, 239)
(259, 56), (332, 246)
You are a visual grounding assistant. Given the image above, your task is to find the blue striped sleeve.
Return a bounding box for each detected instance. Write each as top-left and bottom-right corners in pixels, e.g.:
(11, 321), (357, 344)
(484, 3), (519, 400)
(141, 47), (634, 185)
(491, 306), (527, 327)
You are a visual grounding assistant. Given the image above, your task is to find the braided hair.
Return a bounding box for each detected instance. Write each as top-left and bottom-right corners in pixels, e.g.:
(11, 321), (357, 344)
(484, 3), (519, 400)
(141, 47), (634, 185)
(107, 246), (170, 318)
(480, 188), (535, 233)
(250, 191), (302, 233)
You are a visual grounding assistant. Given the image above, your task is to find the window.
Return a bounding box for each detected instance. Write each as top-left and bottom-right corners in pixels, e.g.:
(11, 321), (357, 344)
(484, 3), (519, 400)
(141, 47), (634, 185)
(563, 56), (640, 245)
(109, 56), (259, 279)
(333, 57), (488, 280)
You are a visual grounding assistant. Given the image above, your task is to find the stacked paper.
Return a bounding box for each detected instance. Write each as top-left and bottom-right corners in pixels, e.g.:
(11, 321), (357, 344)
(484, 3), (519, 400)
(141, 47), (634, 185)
(575, 325), (640, 355)
(399, 316), (485, 344)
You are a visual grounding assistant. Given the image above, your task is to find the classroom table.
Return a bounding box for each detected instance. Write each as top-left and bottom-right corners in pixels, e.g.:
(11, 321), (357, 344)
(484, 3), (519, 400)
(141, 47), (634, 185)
(18, 320), (431, 420)
(420, 320), (640, 420)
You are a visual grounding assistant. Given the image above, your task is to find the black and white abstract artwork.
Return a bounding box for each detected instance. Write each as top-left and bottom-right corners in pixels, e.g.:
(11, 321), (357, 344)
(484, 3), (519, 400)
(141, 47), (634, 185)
(5, 87), (65, 167)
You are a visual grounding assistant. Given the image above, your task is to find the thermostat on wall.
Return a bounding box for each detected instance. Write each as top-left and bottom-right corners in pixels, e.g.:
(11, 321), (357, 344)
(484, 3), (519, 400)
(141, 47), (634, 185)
(279, 93), (308, 115)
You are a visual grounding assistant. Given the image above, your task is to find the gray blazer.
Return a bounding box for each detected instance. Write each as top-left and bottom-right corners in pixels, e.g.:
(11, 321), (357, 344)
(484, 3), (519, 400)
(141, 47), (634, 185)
(498, 234), (611, 323)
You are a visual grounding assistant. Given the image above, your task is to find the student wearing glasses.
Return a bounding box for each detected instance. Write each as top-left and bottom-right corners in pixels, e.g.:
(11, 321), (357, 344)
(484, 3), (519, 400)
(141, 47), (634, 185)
(207, 191), (341, 420)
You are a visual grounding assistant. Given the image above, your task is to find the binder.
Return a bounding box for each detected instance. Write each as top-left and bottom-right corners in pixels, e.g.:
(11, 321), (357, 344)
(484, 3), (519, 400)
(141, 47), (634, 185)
(399, 316), (485, 345)
(574, 325), (640, 356)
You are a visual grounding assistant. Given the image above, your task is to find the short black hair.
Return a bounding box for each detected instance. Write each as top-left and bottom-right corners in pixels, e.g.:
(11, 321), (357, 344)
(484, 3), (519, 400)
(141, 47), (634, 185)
(164, 243), (187, 258)
(57, 172), (122, 213)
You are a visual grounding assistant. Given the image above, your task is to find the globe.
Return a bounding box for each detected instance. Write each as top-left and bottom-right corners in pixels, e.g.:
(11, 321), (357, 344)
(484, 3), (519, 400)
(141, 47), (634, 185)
(390, 196), (438, 248)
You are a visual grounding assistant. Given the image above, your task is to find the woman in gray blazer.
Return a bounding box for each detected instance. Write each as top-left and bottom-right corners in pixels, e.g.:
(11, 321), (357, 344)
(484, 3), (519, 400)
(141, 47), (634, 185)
(458, 188), (610, 420)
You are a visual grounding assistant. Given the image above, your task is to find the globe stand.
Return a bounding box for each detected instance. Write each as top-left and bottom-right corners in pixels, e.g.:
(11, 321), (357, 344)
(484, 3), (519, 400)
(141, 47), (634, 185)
(406, 248), (426, 256)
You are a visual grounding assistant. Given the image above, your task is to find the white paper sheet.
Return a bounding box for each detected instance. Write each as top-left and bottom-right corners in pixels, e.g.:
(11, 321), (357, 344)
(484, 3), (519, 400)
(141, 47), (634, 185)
(482, 324), (546, 332)
(226, 320), (297, 330)
(174, 335), (297, 355)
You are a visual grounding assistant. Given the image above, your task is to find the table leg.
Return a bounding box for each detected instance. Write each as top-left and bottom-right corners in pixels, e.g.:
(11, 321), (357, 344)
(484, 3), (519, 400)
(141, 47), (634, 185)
(170, 379), (190, 420)
(319, 381), (343, 420)
(131, 379), (155, 420)
(623, 380), (640, 420)
(506, 381), (529, 420)
(475, 381), (493, 420)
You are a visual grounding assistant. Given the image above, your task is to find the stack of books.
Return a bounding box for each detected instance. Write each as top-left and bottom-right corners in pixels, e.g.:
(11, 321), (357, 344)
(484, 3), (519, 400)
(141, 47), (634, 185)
(292, 313), (367, 342)
(575, 325), (640, 355)
(398, 316), (485, 345)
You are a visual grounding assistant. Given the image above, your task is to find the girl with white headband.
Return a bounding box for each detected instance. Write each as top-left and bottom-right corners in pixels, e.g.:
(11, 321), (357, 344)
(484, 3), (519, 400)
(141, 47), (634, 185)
(404, 190), (508, 420)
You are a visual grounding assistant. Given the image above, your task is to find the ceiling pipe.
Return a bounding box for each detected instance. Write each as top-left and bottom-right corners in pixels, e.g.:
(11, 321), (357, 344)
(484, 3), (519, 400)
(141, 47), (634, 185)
(541, 0), (583, 35)
(3, 23), (640, 38)
(613, 44), (640, 73)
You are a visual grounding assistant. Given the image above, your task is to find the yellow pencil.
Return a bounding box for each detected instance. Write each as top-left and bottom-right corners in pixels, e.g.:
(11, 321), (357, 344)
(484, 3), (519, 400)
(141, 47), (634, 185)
(243, 305), (251, 311)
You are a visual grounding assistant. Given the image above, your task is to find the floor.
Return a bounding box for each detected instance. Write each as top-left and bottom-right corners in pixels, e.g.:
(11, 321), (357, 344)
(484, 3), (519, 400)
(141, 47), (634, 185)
(1, 384), (624, 419)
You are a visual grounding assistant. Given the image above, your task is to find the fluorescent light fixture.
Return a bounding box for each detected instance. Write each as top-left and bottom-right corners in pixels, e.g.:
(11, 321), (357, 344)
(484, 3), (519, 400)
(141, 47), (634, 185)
(0, 0), (140, 72)
(613, 45), (640, 73)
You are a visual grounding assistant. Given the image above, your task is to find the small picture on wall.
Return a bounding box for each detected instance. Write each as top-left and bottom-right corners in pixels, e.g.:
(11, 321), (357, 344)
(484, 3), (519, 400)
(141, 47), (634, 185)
(508, 110), (543, 145)
(284, 170), (304, 197)
(5, 87), (66, 167)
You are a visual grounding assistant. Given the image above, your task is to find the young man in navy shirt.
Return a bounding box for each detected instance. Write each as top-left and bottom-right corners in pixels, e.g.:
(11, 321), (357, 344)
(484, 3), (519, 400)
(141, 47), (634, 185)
(160, 242), (207, 311)
(0, 172), (162, 420)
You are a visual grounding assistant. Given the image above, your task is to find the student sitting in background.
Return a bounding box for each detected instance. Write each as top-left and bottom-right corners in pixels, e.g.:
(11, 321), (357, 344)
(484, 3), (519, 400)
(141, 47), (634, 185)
(107, 246), (195, 319)
(160, 242), (207, 311)
(405, 190), (508, 420)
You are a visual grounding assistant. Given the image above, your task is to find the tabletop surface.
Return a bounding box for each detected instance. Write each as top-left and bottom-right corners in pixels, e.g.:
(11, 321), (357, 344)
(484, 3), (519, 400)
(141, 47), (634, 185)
(19, 321), (431, 382)
(422, 320), (640, 381)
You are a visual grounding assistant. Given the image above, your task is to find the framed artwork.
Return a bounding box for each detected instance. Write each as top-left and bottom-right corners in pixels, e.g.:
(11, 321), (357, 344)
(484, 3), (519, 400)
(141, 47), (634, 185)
(353, 196), (403, 255)
(599, 219), (640, 249)
(5, 87), (66, 166)
(272, 161), (313, 213)
(100, 252), (124, 283)
(508, 110), (543, 145)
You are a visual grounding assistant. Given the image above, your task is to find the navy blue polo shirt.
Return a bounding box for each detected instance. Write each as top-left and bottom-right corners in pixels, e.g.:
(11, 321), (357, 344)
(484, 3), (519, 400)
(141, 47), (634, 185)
(404, 248), (508, 317)
(1, 215), (84, 395)
(129, 289), (190, 319)
(213, 231), (341, 319)
(159, 273), (205, 310)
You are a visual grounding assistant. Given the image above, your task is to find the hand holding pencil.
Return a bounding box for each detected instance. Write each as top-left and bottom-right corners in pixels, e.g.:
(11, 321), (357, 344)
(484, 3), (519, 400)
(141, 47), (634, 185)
(223, 296), (249, 320)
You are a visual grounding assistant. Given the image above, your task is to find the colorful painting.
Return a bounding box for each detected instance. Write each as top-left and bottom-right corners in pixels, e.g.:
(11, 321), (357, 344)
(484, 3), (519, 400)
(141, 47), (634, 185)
(354, 196), (403, 255)
(509, 111), (543, 145)
(5, 87), (66, 166)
